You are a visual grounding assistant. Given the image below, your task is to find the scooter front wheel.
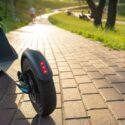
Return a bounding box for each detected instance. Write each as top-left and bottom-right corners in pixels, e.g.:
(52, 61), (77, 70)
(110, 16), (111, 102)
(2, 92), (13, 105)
(22, 59), (56, 116)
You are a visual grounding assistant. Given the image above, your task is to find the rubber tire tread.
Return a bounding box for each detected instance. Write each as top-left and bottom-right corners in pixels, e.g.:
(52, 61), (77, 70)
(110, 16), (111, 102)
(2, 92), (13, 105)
(22, 58), (56, 116)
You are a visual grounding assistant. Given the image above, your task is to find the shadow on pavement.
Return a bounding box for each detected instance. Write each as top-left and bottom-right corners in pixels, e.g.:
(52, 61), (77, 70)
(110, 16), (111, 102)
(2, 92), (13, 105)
(0, 71), (56, 125)
(31, 115), (56, 125)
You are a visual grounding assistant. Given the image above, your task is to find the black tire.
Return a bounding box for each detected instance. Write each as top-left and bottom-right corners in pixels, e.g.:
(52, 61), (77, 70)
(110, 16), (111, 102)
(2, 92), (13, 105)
(22, 59), (56, 116)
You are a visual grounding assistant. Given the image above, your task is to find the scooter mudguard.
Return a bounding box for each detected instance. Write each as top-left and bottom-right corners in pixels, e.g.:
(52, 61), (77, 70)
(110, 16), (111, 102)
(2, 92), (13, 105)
(21, 49), (53, 81)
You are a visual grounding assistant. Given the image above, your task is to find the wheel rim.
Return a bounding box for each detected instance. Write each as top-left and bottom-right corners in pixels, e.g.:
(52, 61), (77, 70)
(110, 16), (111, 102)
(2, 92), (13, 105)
(26, 72), (41, 112)
(28, 74), (37, 103)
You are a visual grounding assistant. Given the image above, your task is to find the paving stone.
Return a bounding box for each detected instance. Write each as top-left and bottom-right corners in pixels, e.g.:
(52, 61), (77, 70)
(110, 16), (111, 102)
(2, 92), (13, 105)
(75, 75), (91, 84)
(93, 79), (112, 89)
(87, 72), (104, 79)
(0, 94), (23, 109)
(61, 79), (77, 88)
(32, 109), (63, 125)
(21, 95), (30, 102)
(112, 67), (125, 72)
(50, 63), (57, 69)
(0, 72), (11, 89)
(0, 89), (7, 102)
(84, 66), (98, 72)
(72, 69), (86, 75)
(117, 63), (125, 68)
(17, 101), (37, 118)
(117, 72), (125, 79)
(63, 88), (81, 101)
(106, 75), (125, 83)
(14, 119), (32, 125)
(52, 69), (59, 76)
(65, 119), (90, 125)
(80, 62), (92, 67)
(55, 83), (61, 94)
(58, 66), (71, 72)
(77, 58), (88, 62)
(48, 60), (56, 64)
(56, 58), (66, 62)
(60, 72), (73, 79)
(69, 64), (81, 69)
(65, 56), (74, 60)
(46, 56), (54, 60)
(98, 68), (116, 75)
(99, 88), (124, 102)
(67, 59), (78, 63)
(118, 120), (125, 125)
(82, 94), (107, 110)
(57, 62), (68, 66)
(0, 109), (16, 125)
(89, 59), (102, 64)
(56, 94), (61, 108)
(88, 109), (117, 125)
(93, 63), (107, 69)
(79, 84), (98, 94)
(113, 84), (125, 94)
(107, 101), (125, 120)
(64, 101), (87, 119)
(123, 93), (125, 99)
(105, 61), (117, 67)
(53, 76), (59, 83)
(8, 85), (23, 94)
(50, 109), (62, 125)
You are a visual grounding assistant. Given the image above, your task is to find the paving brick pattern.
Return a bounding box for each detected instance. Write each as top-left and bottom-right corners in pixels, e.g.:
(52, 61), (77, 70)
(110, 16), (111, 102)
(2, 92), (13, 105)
(0, 13), (125, 125)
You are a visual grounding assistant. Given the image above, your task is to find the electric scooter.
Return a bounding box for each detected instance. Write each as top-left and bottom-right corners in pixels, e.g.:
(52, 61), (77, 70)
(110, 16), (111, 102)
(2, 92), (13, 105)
(0, 17), (56, 116)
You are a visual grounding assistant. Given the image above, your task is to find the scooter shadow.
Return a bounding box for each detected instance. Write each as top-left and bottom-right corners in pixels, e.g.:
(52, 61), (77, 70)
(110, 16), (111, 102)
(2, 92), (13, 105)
(0, 72), (56, 125)
(31, 115), (56, 125)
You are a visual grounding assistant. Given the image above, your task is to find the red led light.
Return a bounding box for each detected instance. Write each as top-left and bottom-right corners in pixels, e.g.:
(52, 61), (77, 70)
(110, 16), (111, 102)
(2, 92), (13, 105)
(40, 61), (48, 75)
(40, 61), (45, 66)
(43, 70), (48, 75)
(41, 66), (46, 70)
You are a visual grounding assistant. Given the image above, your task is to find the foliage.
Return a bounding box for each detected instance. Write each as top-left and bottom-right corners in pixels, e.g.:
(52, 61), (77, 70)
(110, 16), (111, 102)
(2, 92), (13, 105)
(0, 0), (79, 32)
(49, 12), (125, 50)
(117, 4), (125, 16)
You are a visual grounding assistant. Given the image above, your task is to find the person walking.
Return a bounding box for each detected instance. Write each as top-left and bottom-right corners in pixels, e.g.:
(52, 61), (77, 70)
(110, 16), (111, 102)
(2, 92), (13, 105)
(29, 7), (36, 23)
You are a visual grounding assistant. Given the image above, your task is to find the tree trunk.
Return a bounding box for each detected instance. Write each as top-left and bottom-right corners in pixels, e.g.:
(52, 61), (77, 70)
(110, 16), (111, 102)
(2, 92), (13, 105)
(86, 0), (96, 18)
(94, 0), (106, 26)
(86, 0), (96, 11)
(86, 0), (106, 26)
(105, 0), (118, 29)
(11, 0), (16, 20)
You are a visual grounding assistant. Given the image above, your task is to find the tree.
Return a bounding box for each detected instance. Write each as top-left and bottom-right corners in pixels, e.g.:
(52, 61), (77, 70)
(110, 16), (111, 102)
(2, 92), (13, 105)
(11, 0), (17, 20)
(105, 0), (118, 29)
(85, 0), (118, 29)
(86, 0), (106, 26)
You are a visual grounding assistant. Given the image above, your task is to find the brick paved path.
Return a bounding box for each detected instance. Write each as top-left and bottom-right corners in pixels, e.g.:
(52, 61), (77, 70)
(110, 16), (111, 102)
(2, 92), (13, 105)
(0, 13), (125, 125)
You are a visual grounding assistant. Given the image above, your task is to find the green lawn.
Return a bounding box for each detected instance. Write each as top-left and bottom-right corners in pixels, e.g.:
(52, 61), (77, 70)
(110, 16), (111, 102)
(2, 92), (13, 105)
(49, 12), (125, 50)
(0, 0), (79, 32)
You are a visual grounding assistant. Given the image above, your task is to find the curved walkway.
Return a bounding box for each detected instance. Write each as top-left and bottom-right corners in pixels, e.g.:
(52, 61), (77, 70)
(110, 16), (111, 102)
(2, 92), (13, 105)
(0, 13), (125, 125)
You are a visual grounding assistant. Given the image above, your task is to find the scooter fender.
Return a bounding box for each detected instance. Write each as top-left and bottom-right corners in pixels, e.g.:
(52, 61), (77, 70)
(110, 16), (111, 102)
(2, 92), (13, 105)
(21, 49), (53, 81)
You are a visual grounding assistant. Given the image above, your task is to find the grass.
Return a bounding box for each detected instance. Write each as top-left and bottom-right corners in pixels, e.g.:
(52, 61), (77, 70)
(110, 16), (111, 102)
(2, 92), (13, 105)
(0, 0), (79, 32)
(49, 12), (125, 50)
